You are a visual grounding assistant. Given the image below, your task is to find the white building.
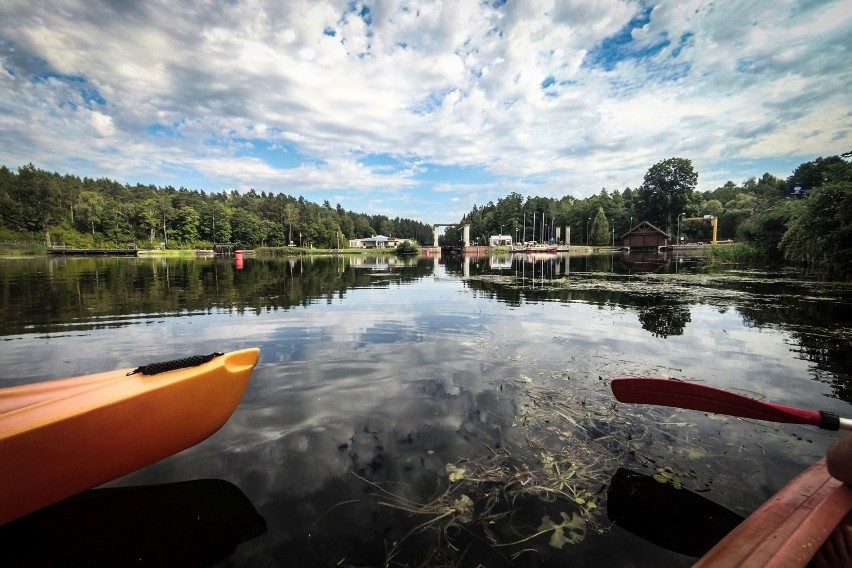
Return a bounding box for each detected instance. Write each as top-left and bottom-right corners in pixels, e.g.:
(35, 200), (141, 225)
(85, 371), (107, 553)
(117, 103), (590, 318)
(348, 235), (416, 249)
(488, 234), (513, 247)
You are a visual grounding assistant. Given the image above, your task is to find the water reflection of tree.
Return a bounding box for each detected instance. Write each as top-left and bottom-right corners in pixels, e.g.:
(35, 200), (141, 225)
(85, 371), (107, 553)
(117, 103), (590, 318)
(460, 261), (694, 337)
(738, 300), (852, 403)
(0, 257), (434, 336)
(637, 302), (692, 338)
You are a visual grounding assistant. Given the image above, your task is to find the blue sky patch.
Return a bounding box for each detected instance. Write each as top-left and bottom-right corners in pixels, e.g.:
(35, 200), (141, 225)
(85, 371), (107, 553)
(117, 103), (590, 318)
(412, 163), (498, 185)
(671, 32), (694, 58)
(584, 6), (671, 71)
(146, 124), (177, 137)
(244, 140), (324, 169)
(346, 1), (372, 26)
(33, 72), (107, 108)
(412, 87), (458, 115)
(357, 153), (405, 172)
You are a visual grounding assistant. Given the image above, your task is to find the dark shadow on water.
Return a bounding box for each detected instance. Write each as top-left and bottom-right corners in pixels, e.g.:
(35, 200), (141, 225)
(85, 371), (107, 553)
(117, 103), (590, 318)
(0, 479), (266, 567)
(607, 468), (743, 558)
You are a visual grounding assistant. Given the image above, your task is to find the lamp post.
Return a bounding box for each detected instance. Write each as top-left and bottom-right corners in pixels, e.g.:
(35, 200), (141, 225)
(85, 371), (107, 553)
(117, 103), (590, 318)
(587, 217), (591, 245)
(677, 212), (685, 247)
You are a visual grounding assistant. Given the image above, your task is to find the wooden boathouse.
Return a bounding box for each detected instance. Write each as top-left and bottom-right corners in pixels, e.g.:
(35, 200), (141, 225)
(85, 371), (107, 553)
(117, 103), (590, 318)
(621, 221), (670, 250)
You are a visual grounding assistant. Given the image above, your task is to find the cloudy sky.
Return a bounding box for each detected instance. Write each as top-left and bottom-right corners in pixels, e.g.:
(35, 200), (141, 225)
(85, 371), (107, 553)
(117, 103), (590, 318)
(0, 1), (849, 224)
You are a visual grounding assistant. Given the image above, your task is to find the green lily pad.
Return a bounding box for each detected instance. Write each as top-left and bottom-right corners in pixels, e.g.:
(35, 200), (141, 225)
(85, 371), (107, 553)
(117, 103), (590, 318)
(445, 463), (466, 482)
(537, 511), (587, 549)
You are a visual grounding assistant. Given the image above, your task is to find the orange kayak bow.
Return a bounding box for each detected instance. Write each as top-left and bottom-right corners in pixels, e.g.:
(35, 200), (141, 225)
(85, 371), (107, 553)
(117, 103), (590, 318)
(0, 348), (260, 526)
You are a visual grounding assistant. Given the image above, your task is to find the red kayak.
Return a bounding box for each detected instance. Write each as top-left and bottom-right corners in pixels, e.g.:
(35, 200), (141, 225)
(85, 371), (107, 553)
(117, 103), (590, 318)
(611, 378), (852, 566)
(696, 458), (852, 566)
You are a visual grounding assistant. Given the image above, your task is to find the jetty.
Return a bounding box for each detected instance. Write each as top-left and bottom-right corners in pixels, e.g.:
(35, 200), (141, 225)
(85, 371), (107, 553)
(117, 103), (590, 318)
(47, 244), (139, 256)
(47, 248), (139, 256)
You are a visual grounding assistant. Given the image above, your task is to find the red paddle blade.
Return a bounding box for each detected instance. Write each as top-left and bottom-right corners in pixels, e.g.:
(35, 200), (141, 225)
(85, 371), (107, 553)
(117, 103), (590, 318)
(611, 378), (824, 428)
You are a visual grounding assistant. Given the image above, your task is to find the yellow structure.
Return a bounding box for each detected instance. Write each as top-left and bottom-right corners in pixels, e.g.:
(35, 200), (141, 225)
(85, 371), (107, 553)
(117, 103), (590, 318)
(684, 215), (718, 245)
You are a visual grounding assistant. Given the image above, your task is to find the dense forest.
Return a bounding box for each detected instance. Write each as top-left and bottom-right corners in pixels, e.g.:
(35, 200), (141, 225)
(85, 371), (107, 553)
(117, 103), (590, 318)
(0, 152), (850, 275)
(448, 153), (851, 275)
(0, 165), (434, 250)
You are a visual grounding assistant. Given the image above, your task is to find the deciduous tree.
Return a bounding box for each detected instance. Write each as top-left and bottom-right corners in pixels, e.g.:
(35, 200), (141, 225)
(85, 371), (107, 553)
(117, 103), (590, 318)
(637, 157), (697, 234)
(780, 182), (852, 274)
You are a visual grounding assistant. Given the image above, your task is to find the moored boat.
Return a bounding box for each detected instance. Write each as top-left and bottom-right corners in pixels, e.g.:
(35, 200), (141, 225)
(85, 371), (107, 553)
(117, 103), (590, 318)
(696, 458), (852, 567)
(0, 348), (260, 526)
(520, 241), (557, 253)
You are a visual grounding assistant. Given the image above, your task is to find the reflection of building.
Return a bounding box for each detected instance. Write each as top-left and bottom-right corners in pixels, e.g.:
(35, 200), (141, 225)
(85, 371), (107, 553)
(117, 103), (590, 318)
(348, 256), (409, 269)
(622, 222), (670, 250)
(622, 252), (669, 273)
(348, 236), (415, 249)
(489, 255), (512, 269)
(488, 234), (513, 247)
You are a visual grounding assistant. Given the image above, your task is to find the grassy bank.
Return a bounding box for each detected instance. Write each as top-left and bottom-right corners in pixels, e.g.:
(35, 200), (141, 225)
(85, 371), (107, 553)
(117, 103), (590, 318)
(136, 249), (200, 257)
(708, 243), (765, 264)
(0, 241), (47, 256)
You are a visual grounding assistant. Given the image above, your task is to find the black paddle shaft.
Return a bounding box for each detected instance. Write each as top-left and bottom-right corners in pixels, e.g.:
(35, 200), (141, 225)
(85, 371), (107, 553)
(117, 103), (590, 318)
(127, 352), (224, 376)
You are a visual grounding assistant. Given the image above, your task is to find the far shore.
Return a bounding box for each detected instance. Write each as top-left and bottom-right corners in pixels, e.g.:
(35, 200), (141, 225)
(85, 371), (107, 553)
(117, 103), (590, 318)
(1, 242), (729, 259)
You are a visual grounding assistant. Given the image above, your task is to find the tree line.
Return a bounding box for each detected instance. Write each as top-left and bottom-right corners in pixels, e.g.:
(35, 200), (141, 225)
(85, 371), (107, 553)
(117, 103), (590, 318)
(0, 153), (849, 274)
(0, 164), (434, 250)
(448, 153), (851, 275)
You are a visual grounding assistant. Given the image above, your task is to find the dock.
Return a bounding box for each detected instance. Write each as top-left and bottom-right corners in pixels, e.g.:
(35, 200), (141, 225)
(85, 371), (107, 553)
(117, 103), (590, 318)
(47, 248), (139, 256)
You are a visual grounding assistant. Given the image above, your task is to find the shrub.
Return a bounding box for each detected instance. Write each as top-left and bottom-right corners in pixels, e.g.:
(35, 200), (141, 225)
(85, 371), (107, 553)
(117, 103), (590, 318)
(395, 241), (419, 256)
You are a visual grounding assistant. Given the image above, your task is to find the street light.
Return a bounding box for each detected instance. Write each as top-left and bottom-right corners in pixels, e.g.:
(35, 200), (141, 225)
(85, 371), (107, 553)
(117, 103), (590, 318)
(587, 217), (591, 245)
(677, 212), (685, 247)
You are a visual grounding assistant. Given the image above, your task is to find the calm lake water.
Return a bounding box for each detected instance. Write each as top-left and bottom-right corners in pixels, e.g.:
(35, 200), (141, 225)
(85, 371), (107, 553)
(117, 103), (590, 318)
(1, 253), (851, 567)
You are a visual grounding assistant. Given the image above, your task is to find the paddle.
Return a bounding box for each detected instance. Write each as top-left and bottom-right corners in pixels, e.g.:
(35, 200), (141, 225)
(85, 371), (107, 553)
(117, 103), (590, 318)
(611, 377), (852, 431)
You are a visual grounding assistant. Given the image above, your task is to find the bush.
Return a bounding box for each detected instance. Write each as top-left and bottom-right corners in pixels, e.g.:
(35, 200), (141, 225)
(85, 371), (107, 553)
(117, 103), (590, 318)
(395, 241), (419, 256)
(709, 243), (764, 264)
(736, 201), (797, 261)
(780, 182), (852, 276)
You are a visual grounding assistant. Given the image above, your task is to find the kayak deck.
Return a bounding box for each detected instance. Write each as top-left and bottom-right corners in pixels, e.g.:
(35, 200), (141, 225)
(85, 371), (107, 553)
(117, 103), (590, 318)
(696, 458), (852, 567)
(0, 348), (260, 526)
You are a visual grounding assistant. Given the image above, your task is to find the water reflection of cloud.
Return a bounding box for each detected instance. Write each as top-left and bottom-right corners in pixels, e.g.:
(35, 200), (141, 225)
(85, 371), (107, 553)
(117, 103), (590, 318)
(4, 257), (850, 565)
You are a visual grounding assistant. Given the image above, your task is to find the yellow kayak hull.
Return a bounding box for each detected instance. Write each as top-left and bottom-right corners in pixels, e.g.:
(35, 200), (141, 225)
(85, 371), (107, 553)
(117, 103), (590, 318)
(0, 348), (260, 526)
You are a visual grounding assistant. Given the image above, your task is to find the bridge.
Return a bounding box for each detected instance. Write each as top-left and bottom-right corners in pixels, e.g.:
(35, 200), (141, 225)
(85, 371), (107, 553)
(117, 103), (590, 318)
(432, 223), (471, 247)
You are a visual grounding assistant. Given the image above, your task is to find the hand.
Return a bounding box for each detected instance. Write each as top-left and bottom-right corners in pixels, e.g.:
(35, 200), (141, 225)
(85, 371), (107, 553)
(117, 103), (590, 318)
(827, 434), (852, 486)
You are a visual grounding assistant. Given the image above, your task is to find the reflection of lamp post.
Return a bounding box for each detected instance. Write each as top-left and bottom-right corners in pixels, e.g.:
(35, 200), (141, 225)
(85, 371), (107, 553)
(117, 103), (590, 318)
(677, 212), (685, 247)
